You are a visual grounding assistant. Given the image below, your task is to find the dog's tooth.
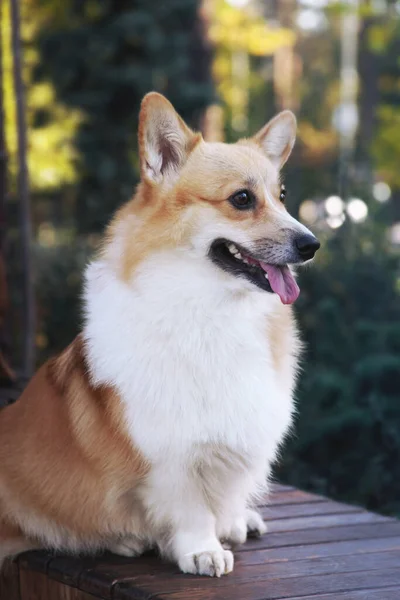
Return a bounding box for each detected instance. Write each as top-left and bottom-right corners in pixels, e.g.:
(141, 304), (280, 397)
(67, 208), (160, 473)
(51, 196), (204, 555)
(228, 243), (237, 254)
(242, 257), (249, 264)
(264, 273), (269, 279)
(236, 252), (242, 259)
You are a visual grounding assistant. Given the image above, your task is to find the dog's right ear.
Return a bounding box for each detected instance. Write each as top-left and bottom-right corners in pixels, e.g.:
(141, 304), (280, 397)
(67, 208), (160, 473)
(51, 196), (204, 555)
(138, 93), (200, 185)
(252, 110), (297, 170)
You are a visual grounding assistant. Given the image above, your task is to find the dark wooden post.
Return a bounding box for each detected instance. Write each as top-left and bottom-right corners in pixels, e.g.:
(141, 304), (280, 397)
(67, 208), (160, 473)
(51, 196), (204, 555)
(9, 0), (35, 378)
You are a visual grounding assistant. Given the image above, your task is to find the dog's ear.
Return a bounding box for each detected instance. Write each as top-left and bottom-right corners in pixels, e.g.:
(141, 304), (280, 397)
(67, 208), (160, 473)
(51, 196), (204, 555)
(138, 92), (200, 184)
(252, 111), (297, 169)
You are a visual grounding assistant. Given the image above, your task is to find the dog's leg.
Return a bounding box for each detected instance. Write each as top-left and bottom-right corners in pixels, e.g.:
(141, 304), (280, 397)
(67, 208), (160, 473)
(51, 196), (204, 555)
(144, 467), (234, 577)
(218, 507), (267, 547)
(170, 507), (234, 578)
(245, 507), (267, 536)
(214, 467), (268, 547)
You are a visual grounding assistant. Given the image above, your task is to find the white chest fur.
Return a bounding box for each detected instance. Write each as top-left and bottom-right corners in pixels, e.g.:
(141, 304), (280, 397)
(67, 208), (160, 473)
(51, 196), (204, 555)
(84, 252), (296, 466)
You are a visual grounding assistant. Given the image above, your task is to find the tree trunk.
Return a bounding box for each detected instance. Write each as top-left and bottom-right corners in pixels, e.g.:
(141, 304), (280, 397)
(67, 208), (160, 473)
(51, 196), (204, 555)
(9, 0), (35, 378)
(0, 0), (16, 383)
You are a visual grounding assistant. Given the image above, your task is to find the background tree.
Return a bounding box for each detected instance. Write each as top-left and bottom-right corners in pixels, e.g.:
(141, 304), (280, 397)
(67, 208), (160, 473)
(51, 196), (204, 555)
(35, 0), (214, 234)
(3, 0), (214, 361)
(0, 0), (15, 384)
(209, 0), (400, 517)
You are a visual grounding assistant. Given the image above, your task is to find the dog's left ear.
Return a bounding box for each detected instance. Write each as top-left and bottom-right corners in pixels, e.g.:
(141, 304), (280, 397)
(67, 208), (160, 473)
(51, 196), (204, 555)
(252, 110), (297, 169)
(138, 92), (200, 184)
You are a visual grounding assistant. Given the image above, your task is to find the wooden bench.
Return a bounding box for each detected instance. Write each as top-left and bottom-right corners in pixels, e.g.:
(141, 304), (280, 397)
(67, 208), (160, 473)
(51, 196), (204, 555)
(1, 484), (399, 600)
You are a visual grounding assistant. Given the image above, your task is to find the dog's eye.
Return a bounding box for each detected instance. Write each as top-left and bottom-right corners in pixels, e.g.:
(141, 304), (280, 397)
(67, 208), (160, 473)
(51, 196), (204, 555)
(279, 184), (286, 203)
(229, 190), (255, 210)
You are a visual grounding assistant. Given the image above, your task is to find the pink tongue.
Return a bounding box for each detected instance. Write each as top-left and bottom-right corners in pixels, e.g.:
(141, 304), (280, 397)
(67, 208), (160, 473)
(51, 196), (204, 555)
(260, 263), (300, 305)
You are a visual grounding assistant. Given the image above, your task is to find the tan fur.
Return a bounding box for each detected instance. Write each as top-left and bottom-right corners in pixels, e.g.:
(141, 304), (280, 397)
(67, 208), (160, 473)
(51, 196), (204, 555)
(0, 335), (149, 560)
(105, 136), (288, 285)
(267, 303), (299, 375)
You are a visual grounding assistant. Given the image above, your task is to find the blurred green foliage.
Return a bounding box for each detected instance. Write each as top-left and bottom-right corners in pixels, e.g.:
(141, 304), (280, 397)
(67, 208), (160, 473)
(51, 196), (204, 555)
(34, 241), (91, 357)
(270, 6), (400, 517)
(33, 0), (214, 233)
(275, 215), (400, 517)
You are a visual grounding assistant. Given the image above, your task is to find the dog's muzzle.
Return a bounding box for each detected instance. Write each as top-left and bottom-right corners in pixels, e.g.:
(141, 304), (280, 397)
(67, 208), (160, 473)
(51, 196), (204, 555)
(294, 233), (320, 262)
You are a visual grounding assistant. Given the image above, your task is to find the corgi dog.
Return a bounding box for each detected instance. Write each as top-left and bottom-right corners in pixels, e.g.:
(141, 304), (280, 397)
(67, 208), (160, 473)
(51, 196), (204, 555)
(0, 93), (319, 577)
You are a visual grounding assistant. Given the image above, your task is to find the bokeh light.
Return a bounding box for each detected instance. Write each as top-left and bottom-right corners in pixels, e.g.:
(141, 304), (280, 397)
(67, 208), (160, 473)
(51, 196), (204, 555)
(296, 9), (328, 31)
(299, 0), (330, 6)
(390, 223), (400, 245)
(299, 199), (318, 224)
(332, 101), (359, 137)
(325, 195), (344, 217)
(327, 214), (346, 229)
(38, 222), (56, 247)
(347, 198), (368, 223)
(373, 181), (391, 203)
(226, 0), (249, 7)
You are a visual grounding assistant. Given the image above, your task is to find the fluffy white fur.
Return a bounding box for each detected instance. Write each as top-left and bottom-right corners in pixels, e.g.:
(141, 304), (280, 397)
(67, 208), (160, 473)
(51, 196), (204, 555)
(83, 230), (301, 575)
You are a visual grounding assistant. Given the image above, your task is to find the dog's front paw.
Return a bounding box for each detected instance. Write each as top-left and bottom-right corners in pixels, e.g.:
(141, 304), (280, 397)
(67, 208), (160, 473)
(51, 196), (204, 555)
(218, 508), (267, 546)
(224, 516), (247, 545)
(179, 549), (234, 577)
(246, 508), (267, 538)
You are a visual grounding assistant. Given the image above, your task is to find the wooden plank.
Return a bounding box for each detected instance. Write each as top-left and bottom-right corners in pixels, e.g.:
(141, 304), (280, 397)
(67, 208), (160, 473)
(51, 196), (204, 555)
(88, 550), (400, 600)
(0, 558), (20, 600)
(280, 589), (400, 600)
(243, 521), (400, 551)
(260, 499), (360, 520)
(19, 568), (50, 600)
(46, 578), (98, 600)
(74, 535), (400, 597)
(18, 550), (53, 575)
(75, 531), (400, 589)
(265, 489), (326, 506)
(78, 563), (133, 599)
(19, 567), (98, 600)
(47, 551), (167, 590)
(111, 585), (158, 600)
(261, 510), (391, 534)
(47, 555), (106, 588)
(237, 535), (400, 566)
(236, 549), (400, 578)
(110, 551), (400, 594)
(52, 522), (400, 598)
(77, 555), (172, 600)
(137, 567), (400, 600)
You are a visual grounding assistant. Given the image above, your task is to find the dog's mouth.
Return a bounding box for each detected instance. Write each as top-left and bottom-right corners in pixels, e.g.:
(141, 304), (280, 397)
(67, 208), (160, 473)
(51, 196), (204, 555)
(209, 239), (300, 305)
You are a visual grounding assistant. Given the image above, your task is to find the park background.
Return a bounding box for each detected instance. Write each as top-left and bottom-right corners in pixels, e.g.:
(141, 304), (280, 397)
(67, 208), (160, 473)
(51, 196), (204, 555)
(1, 0), (400, 518)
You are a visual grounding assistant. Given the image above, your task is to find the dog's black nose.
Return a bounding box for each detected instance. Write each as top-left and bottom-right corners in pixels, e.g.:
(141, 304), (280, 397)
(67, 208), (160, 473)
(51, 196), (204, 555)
(295, 234), (320, 261)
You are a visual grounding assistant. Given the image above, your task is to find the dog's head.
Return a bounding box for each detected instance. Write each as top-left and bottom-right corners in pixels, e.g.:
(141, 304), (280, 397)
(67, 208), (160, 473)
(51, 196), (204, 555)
(134, 92), (319, 305)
